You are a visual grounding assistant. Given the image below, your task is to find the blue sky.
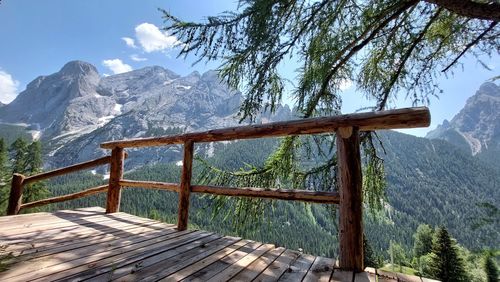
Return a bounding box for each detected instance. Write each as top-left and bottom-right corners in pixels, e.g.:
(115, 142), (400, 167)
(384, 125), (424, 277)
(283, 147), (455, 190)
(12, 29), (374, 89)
(0, 0), (498, 136)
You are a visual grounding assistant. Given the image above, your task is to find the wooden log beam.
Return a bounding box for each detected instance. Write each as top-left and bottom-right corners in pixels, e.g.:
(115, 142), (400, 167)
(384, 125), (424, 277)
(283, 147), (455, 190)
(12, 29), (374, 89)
(177, 140), (194, 231)
(100, 107), (430, 149)
(19, 185), (108, 211)
(191, 185), (340, 204)
(106, 148), (125, 213)
(336, 127), (364, 272)
(119, 180), (180, 192)
(23, 156), (112, 185)
(6, 173), (25, 215)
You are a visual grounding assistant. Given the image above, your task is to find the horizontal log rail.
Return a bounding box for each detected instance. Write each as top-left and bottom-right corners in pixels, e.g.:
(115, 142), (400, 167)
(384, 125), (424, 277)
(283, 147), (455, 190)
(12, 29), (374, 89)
(101, 107), (430, 149)
(119, 179), (180, 192)
(24, 156), (112, 184)
(191, 185), (340, 204)
(19, 185), (109, 211)
(7, 156), (114, 215)
(119, 179), (340, 204)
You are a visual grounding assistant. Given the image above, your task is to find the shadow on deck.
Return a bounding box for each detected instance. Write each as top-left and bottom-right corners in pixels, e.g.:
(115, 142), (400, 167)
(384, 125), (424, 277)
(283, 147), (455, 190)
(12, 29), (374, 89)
(0, 207), (436, 281)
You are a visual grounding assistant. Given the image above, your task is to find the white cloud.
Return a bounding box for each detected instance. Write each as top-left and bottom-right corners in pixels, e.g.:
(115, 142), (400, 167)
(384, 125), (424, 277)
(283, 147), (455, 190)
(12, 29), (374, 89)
(122, 37), (137, 48)
(0, 69), (19, 104)
(130, 54), (147, 62)
(102, 59), (133, 74)
(339, 79), (353, 91)
(135, 23), (181, 53)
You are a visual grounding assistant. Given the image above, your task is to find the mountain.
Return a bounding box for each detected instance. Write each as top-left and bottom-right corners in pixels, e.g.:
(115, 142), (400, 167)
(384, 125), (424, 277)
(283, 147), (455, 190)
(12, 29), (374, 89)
(0, 61), (292, 167)
(427, 82), (500, 167)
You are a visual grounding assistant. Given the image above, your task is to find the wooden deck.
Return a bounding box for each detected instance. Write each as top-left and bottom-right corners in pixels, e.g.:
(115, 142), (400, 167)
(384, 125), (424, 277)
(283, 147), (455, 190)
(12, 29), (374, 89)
(0, 207), (431, 282)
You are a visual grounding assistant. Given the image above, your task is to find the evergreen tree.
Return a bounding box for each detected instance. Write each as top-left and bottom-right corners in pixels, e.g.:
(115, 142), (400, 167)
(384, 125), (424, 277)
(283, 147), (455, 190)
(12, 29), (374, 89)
(429, 227), (468, 281)
(0, 138), (7, 182)
(363, 236), (382, 268)
(10, 137), (28, 174)
(484, 252), (498, 282)
(413, 224), (434, 257)
(23, 141), (48, 206)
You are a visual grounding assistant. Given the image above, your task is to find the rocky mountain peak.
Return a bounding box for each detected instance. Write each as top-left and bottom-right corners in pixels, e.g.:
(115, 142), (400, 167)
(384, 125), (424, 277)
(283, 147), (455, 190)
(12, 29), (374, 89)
(426, 81), (500, 163)
(59, 60), (99, 77)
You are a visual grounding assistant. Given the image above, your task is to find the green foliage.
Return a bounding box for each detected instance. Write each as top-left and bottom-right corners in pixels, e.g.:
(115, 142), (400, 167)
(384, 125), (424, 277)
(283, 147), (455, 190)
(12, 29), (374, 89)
(428, 227), (469, 281)
(388, 240), (408, 272)
(413, 224), (434, 257)
(364, 236), (383, 268)
(484, 252), (499, 282)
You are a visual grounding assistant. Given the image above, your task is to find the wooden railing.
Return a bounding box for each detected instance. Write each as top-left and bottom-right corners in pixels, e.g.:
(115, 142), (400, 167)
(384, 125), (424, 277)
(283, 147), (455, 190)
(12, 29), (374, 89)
(6, 107), (430, 272)
(6, 156), (113, 215)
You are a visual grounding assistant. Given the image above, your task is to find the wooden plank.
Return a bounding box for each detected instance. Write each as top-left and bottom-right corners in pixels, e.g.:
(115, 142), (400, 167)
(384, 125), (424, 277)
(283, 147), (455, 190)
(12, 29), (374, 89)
(9, 230), (203, 282)
(162, 239), (250, 281)
(0, 211), (157, 236)
(355, 272), (376, 282)
(1, 227), (197, 281)
(34, 230), (210, 282)
(19, 185), (108, 210)
(106, 147), (124, 213)
(114, 236), (242, 282)
(330, 269), (354, 282)
(253, 249), (302, 282)
(3, 221), (171, 257)
(6, 173), (25, 215)
(191, 185), (340, 204)
(100, 107), (431, 149)
(205, 243), (274, 282)
(183, 241), (263, 282)
(278, 252), (315, 281)
(337, 127), (363, 271)
(119, 179), (179, 192)
(303, 256), (336, 282)
(177, 140), (193, 231)
(8, 221), (172, 261)
(95, 233), (225, 281)
(23, 156), (111, 184)
(229, 247), (286, 281)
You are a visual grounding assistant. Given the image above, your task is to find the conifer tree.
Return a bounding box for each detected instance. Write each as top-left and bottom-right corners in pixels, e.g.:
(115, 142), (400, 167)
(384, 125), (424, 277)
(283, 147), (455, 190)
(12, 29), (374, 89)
(10, 137), (28, 174)
(23, 141), (48, 206)
(484, 252), (498, 282)
(429, 227), (468, 281)
(0, 138), (7, 182)
(413, 224), (434, 257)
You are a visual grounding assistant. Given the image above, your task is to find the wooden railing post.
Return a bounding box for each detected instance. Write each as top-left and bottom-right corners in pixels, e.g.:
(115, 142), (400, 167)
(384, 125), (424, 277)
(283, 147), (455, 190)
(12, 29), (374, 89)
(336, 126), (364, 272)
(177, 140), (194, 231)
(7, 173), (25, 215)
(106, 147), (125, 213)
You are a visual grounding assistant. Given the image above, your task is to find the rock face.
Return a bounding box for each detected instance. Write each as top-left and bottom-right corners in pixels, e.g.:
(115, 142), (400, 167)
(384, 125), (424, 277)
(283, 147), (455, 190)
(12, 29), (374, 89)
(0, 61), (291, 167)
(427, 82), (500, 166)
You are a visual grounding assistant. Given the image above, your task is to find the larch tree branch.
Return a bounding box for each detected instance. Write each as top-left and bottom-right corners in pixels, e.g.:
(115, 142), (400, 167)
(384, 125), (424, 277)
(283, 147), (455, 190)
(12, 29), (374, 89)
(423, 0), (500, 21)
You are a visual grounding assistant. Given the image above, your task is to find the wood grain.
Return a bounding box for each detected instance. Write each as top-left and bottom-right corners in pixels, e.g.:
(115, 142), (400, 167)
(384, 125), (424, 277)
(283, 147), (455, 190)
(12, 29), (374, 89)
(7, 173), (25, 215)
(100, 107), (430, 149)
(106, 147), (124, 213)
(20, 185), (108, 210)
(177, 140), (194, 231)
(337, 127), (364, 272)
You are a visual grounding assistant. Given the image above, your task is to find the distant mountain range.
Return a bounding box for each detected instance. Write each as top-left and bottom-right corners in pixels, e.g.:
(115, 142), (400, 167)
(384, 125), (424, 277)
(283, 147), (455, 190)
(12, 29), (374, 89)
(0, 61), (291, 167)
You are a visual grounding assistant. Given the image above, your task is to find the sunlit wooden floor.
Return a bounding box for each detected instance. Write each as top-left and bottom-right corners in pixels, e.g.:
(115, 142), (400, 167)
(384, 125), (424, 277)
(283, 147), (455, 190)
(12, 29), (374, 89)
(0, 207), (432, 281)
